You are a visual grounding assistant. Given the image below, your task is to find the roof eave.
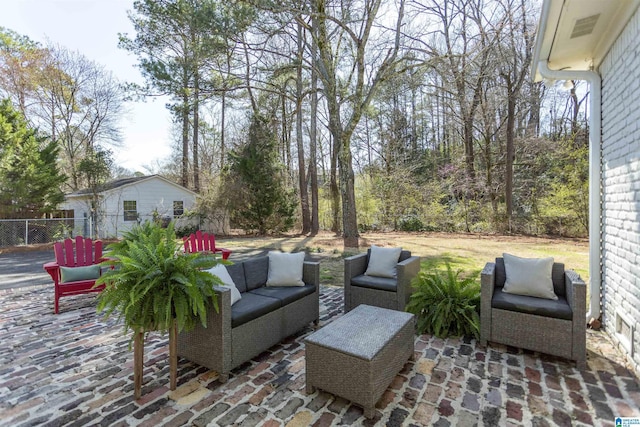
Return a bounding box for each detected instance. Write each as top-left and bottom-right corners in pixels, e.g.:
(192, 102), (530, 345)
(532, 0), (640, 82)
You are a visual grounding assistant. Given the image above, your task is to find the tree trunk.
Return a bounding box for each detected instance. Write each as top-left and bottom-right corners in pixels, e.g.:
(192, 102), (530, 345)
(309, 31), (319, 235)
(296, 21), (310, 234)
(329, 134), (340, 234)
(193, 72), (200, 193)
(505, 86), (516, 228)
(181, 65), (190, 188)
(338, 137), (359, 248)
(221, 91), (226, 170)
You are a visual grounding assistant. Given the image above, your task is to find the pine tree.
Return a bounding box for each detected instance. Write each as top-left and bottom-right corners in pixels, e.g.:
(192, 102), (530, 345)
(0, 98), (65, 218)
(224, 114), (295, 235)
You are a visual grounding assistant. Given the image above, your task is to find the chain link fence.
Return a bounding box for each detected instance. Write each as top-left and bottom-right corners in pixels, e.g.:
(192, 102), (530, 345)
(0, 218), (92, 248)
(0, 214), (207, 249)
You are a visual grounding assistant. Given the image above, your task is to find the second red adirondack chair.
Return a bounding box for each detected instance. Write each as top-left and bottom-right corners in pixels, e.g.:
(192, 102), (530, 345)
(183, 230), (231, 260)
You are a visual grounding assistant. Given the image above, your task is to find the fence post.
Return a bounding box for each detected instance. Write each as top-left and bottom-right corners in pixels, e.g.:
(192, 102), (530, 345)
(25, 219), (28, 245)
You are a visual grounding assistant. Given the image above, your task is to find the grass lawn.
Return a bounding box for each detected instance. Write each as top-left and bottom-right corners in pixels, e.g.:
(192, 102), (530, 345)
(217, 231), (590, 286)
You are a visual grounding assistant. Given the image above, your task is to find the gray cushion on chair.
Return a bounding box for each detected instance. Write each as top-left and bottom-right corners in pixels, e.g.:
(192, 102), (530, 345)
(351, 274), (397, 292)
(231, 292), (281, 328)
(250, 284), (316, 306)
(226, 263), (247, 293)
(243, 256), (269, 291)
(494, 257), (566, 297)
(491, 290), (573, 320)
(367, 249), (412, 264)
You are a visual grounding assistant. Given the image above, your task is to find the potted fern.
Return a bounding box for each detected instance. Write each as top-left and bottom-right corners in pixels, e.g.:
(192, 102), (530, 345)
(406, 263), (481, 339)
(95, 221), (220, 399)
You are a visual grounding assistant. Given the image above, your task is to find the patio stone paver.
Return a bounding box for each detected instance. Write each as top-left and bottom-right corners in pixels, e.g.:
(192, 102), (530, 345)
(0, 284), (639, 427)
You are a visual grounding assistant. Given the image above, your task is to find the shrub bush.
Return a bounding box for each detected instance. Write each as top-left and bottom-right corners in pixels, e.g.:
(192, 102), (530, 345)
(398, 214), (424, 232)
(406, 263), (481, 339)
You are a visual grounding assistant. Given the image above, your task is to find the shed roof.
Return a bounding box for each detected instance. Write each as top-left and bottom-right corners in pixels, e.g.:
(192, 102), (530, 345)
(65, 175), (196, 198)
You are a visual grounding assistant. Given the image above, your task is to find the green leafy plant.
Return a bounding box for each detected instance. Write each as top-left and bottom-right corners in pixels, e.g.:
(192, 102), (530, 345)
(406, 263), (481, 339)
(96, 221), (220, 334)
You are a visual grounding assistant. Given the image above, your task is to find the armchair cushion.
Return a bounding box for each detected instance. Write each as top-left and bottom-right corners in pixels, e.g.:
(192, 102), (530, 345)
(206, 265), (241, 305)
(502, 253), (558, 300)
(60, 265), (101, 283)
(266, 251), (305, 287)
(365, 245), (402, 278)
(351, 274), (397, 292)
(492, 290), (573, 320)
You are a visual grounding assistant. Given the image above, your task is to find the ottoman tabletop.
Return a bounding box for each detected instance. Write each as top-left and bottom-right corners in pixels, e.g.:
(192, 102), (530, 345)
(305, 304), (414, 360)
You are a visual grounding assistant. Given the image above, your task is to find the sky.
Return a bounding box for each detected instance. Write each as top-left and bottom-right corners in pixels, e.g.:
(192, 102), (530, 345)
(0, 0), (173, 172)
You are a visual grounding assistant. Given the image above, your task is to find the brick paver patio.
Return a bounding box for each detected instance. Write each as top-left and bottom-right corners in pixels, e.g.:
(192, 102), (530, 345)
(1, 284), (639, 426)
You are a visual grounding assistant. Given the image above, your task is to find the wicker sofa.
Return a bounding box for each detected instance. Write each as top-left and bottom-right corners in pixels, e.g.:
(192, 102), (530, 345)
(178, 256), (320, 381)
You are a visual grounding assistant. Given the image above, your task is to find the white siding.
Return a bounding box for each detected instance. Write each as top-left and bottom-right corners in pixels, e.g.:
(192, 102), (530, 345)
(599, 7), (640, 373)
(100, 177), (196, 237)
(58, 198), (93, 237)
(60, 177), (197, 239)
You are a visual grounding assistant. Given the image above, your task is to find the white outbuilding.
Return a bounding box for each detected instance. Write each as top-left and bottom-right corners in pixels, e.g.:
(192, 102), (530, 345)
(60, 175), (198, 238)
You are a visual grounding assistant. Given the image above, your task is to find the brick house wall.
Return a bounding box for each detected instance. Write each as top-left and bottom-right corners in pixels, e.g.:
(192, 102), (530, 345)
(599, 7), (640, 373)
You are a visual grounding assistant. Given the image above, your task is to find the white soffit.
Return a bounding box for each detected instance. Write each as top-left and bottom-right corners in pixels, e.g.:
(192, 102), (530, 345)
(533, 0), (640, 81)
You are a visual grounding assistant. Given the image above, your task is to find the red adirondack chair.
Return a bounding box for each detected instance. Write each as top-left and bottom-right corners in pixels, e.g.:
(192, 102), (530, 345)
(43, 236), (106, 314)
(183, 230), (231, 260)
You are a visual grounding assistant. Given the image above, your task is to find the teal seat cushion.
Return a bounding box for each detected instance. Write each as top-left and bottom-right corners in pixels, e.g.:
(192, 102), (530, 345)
(60, 265), (101, 283)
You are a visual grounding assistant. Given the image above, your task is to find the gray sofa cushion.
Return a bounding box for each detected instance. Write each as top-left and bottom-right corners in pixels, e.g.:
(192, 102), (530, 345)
(351, 274), (397, 292)
(249, 284), (316, 306)
(231, 292), (281, 328)
(491, 290), (573, 320)
(226, 263), (247, 293)
(494, 258), (566, 297)
(243, 256), (269, 291)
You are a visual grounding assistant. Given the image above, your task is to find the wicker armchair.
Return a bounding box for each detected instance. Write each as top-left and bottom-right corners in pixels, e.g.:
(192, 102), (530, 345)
(344, 249), (420, 313)
(480, 257), (586, 369)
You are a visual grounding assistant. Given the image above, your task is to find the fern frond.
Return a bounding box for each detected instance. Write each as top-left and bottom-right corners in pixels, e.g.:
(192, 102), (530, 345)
(95, 221), (219, 336)
(407, 261), (481, 339)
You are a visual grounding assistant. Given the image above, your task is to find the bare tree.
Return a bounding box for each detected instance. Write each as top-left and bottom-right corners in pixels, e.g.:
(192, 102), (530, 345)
(496, 0), (534, 227)
(306, 0), (408, 247)
(35, 46), (124, 190)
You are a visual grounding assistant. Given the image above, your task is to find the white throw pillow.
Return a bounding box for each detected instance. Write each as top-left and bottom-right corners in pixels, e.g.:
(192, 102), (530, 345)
(206, 264), (241, 305)
(365, 245), (402, 278)
(266, 251), (305, 287)
(502, 253), (557, 300)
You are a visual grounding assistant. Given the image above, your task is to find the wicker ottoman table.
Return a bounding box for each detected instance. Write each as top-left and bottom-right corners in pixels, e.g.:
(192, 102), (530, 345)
(305, 304), (415, 418)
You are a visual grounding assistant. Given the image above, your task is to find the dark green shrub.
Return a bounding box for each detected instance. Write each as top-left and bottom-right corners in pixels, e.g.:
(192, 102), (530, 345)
(406, 263), (480, 339)
(175, 224), (199, 238)
(223, 113), (296, 235)
(398, 214), (424, 232)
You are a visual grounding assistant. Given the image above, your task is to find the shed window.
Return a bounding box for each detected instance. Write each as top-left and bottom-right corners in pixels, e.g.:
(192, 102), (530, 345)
(123, 201), (137, 221)
(173, 201), (184, 217)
